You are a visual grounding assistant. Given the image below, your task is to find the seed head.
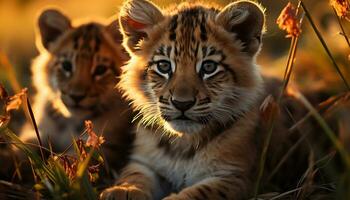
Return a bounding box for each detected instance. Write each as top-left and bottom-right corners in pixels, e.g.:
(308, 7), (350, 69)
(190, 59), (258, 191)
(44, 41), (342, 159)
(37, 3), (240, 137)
(85, 120), (105, 148)
(277, 2), (301, 38)
(330, 0), (350, 20)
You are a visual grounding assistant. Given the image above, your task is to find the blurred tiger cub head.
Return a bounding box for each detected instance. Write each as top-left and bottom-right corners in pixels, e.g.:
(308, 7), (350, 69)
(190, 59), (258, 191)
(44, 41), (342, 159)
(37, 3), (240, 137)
(34, 8), (128, 117)
(118, 0), (265, 135)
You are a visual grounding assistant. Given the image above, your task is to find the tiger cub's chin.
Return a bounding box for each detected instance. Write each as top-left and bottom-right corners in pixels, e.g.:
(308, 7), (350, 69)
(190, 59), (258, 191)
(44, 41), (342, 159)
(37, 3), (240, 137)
(165, 120), (204, 135)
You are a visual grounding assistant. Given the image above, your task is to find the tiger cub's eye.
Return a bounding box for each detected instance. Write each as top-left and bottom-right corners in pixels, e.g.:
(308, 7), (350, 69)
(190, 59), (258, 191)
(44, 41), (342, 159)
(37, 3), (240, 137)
(156, 60), (172, 74)
(61, 60), (73, 72)
(201, 61), (218, 75)
(94, 65), (108, 76)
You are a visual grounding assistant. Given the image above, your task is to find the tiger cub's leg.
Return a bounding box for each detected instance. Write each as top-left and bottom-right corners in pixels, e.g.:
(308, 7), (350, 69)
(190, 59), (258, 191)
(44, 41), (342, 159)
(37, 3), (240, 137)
(163, 176), (249, 200)
(100, 162), (165, 200)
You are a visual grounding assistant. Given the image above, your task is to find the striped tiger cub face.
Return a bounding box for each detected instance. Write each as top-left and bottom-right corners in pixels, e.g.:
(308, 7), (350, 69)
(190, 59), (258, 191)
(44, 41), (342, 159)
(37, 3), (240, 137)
(119, 0), (265, 135)
(37, 9), (127, 116)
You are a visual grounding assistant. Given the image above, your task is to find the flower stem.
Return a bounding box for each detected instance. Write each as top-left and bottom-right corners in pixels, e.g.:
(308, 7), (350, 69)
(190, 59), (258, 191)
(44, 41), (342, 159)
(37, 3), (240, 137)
(333, 6), (350, 48)
(279, 36), (300, 101)
(26, 97), (45, 160)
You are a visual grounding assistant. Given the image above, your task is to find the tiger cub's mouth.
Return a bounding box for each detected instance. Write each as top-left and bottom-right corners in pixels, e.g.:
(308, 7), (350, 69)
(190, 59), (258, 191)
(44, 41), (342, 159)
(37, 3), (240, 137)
(160, 113), (205, 134)
(174, 114), (191, 121)
(161, 113), (194, 122)
(165, 119), (203, 134)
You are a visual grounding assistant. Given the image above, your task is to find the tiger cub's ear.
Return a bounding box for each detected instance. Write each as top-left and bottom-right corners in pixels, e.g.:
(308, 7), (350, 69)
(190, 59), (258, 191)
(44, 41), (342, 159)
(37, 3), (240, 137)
(37, 9), (71, 51)
(106, 18), (124, 45)
(119, 0), (164, 54)
(216, 0), (265, 56)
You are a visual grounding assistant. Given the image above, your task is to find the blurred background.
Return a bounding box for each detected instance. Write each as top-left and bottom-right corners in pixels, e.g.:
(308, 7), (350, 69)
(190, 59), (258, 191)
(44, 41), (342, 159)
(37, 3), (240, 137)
(0, 0), (349, 96)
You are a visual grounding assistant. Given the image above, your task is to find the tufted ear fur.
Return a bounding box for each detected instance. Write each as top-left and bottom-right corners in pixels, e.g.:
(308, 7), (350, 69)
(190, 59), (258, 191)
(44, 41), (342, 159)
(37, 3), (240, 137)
(216, 0), (265, 56)
(119, 0), (164, 53)
(106, 18), (124, 45)
(37, 9), (72, 51)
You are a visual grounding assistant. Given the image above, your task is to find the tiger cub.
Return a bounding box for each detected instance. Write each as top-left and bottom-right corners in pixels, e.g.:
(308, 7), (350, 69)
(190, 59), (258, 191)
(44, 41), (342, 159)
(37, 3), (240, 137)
(19, 9), (133, 171)
(100, 0), (267, 199)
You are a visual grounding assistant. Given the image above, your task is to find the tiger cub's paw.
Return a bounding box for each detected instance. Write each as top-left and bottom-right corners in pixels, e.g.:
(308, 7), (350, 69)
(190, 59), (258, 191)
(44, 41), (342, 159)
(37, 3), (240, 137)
(99, 184), (151, 200)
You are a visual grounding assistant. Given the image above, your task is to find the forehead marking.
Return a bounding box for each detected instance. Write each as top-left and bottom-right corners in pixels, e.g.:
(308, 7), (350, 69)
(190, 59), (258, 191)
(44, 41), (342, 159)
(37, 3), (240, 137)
(200, 22), (207, 41)
(154, 45), (165, 56)
(169, 7), (209, 59)
(166, 46), (172, 57)
(72, 24), (102, 53)
(202, 46), (208, 57)
(169, 15), (178, 41)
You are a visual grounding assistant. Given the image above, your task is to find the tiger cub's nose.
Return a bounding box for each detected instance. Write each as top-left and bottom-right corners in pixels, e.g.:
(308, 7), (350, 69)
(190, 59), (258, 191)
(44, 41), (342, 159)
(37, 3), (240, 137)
(171, 98), (196, 112)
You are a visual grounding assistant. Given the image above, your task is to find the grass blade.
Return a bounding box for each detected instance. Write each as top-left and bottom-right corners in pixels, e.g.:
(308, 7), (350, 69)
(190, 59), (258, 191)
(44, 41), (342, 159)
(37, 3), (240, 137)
(288, 87), (350, 168)
(301, 1), (350, 91)
(25, 97), (45, 160)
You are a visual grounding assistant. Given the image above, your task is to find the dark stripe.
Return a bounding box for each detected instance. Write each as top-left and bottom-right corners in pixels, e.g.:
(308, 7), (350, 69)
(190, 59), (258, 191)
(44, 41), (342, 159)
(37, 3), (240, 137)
(217, 189), (228, 199)
(220, 62), (237, 83)
(73, 34), (79, 49)
(194, 42), (200, 57)
(159, 106), (171, 111)
(202, 46), (208, 57)
(161, 114), (171, 121)
(94, 34), (101, 52)
(159, 96), (169, 104)
(197, 186), (209, 199)
(166, 46), (172, 57)
(202, 185), (212, 192)
(208, 47), (216, 56)
(193, 107), (210, 112)
(197, 115), (212, 124)
(174, 45), (179, 56)
(169, 33), (176, 41)
(200, 23), (207, 41)
(142, 68), (148, 80)
(72, 23), (103, 53)
(198, 97), (211, 105)
(169, 15), (178, 41)
(220, 179), (234, 185)
(155, 45), (166, 56)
